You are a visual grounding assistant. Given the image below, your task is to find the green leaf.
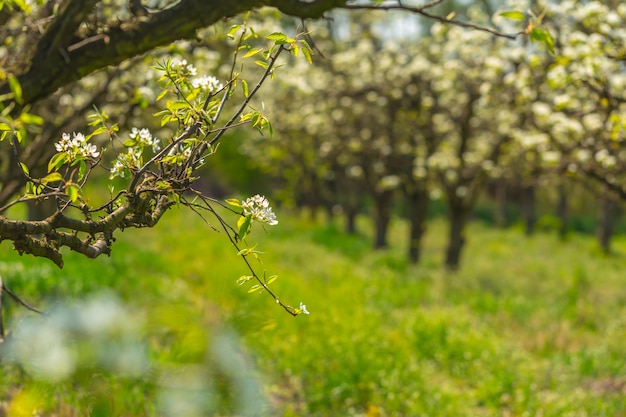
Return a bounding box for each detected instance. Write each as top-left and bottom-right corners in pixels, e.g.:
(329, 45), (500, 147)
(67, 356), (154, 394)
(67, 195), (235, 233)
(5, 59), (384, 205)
(91, 126), (108, 136)
(266, 32), (287, 41)
(156, 89), (168, 102)
(541, 29), (555, 55)
(266, 32), (293, 45)
(225, 198), (242, 208)
(8, 75), (23, 104)
(529, 27), (545, 42)
(48, 152), (69, 172)
(166, 100), (189, 111)
(123, 139), (137, 147)
(0, 123), (11, 131)
(41, 172), (63, 184)
(247, 284), (263, 293)
(77, 160), (87, 182)
(300, 40), (314, 64)
(266, 275), (278, 285)
(19, 112), (43, 125)
(227, 24), (240, 40)
(19, 162), (29, 176)
(498, 10), (526, 20)
(255, 60), (269, 69)
(241, 79), (249, 98)
(66, 183), (80, 202)
(237, 214), (252, 240)
(156, 181), (171, 190)
(236, 275), (253, 285)
(243, 47), (263, 58)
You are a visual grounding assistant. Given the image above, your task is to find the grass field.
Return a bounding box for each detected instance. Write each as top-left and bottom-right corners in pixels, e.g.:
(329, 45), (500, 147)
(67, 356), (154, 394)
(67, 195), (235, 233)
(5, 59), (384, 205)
(1, 207), (625, 416)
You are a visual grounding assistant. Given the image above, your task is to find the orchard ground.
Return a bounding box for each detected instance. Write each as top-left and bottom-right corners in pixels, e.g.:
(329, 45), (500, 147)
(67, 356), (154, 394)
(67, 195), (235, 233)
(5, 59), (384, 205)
(0, 208), (625, 416)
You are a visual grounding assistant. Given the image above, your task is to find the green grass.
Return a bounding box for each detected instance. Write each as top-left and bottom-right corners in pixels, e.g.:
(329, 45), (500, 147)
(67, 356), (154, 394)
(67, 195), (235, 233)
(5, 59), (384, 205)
(1, 208), (625, 416)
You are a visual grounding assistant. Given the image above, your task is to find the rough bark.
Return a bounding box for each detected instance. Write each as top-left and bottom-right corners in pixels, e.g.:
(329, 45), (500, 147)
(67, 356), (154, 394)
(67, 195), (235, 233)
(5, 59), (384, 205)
(0, 0), (349, 112)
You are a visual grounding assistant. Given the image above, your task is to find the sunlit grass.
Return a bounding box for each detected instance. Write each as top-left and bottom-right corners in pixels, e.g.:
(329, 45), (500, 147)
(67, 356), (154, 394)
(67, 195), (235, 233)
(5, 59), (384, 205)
(1, 208), (625, 416)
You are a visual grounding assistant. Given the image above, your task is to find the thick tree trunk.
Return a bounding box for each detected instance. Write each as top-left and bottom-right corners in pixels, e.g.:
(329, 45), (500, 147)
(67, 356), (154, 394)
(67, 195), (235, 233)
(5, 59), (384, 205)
(597, 196), (615, 254)
(557, 183), (568, 240)
(521, 184), (536, 236)
(373, 189), (394, 249)
(494, 178), (507, 228)
(445, 202), (470, 270)
(406, 189), (429, 264)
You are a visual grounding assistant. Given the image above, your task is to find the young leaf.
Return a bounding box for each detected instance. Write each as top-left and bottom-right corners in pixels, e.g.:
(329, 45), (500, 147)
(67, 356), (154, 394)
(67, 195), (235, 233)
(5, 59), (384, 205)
(241, 79), (249, 98)
(247, 284), (263, 293)
(156, 181), (171, 190)
(19, 112), (43, 125)
(237, 275), (253, 285)
(243, 47), (263, 59)
(225, 198), (242, 208)
(48, 152), (69, 172)
(66, 183), (80, 202)
(266, 32), (289, 43)
(77, 160), (87, 182)
(8, 75), (23, 104)
(499, 10), (526, 20)
(237, 214), (252, 240)
(300, 40), (314, 64)
(41, 172), (63, 184)
(19, 162), (29, 176)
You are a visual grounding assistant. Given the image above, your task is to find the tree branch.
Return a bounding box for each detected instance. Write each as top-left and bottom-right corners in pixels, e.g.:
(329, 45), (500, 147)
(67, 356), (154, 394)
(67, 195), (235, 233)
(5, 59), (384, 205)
(0, 0), (517, 112)
(34, 0), (100, 64)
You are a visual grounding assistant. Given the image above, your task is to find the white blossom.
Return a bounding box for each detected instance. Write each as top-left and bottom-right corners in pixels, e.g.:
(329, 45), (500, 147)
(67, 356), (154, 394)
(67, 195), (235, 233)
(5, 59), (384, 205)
(299, 302), (310, 315)
(191, 75), (223, 93)
(130, 127), (160, 152)
(54, 132), (100, 159)
(110, 148), (142, 179)
(171, 59), (197, 76)
(241, 195), (278, 226)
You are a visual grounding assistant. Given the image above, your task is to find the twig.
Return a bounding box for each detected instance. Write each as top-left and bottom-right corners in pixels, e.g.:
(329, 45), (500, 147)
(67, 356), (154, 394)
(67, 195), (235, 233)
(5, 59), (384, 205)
(2, 284), (47, 316)
(342, 2), (517, 40)
(209, 45), (287, 147)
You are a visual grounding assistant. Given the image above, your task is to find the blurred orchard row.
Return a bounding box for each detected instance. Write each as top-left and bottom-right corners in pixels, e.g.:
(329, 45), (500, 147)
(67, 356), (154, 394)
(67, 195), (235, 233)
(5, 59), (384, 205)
(1, 1), (625, 271)
(243, 0), (626, 269)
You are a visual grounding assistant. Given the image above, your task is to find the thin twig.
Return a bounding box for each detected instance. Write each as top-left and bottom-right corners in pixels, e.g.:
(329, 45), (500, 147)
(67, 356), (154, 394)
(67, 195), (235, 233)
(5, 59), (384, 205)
(209, 45), (287, 147)
(2, 283), (47, 316)
(342, 2), (517, 40)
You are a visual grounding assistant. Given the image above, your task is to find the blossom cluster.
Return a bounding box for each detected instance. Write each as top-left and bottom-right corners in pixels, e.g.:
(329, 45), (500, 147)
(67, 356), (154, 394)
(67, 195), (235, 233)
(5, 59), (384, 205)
(110, 148), (141, 179)
(191, 75), (223, 93)
(242, 194), (278, 226)
(129, 127), (160, 152)
(171, 59), (197, 76)
(55, 132), (100, 159)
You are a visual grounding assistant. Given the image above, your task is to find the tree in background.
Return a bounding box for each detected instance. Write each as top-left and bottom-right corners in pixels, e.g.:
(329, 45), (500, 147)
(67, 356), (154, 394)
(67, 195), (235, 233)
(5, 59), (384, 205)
(529, 0), (626, 252)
